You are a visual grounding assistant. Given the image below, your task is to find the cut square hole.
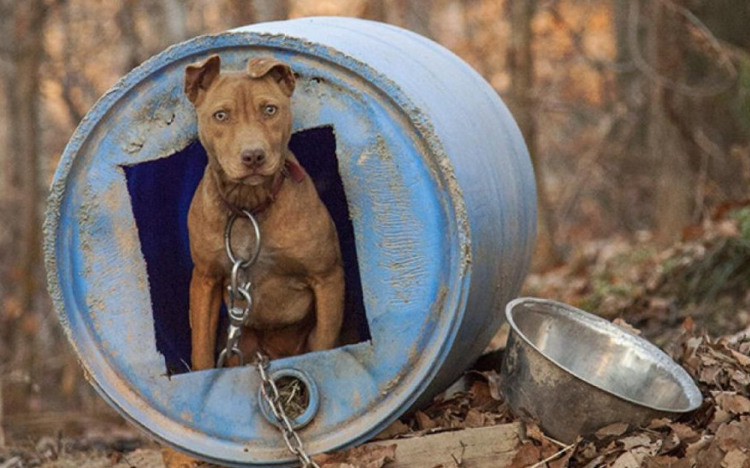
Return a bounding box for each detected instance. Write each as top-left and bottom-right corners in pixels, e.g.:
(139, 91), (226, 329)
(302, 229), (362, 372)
(124, 126), (369, 375)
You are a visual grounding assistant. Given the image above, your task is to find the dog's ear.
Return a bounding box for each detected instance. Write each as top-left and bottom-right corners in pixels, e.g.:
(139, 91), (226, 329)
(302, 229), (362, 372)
(185, 55), (221, 104)
(247, 58), (295, 97)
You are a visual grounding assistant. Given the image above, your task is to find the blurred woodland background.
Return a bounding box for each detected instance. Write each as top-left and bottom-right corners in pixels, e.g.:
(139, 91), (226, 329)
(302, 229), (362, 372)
(0, 0), (749, 456)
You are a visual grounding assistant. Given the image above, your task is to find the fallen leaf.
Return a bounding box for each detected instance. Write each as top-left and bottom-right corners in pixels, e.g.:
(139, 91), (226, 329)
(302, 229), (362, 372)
(525, 423), (546, 443)
(372, 419), (410, 441)
(645, 455), (692, 468)
(648, 418), (673, 430)
(611, 450), (643, 468)
(581, 455), (606, 468)
(540, 437), (562, 461)
(710, 408), (735, 431)
(108, 451), (123, 465)
(722, 448), (749, 468)
(415, 411), (437, 431)
(658, 431), (680, 454)
(682, 317), (695, 333)
(716, 419), (750, 452)
(464, 409), (486, 428)
(730, 370), (750, 391)
(714, 392), (750, 415)
(619, 434), (652, 450)
(595, 422), (629, 439)
(483, 370), (503, 401)
(316, 444), (396, 468)
(578, 441), (598, 459)
(468, 379), (494, 407)
(730, 350), (750, 367)
(700, 365), (723, 384)
(548, 443), (577, 468)
(684, 434), (713, 458)
(508, 442), (542, 468)
(669, 422), (700, 443)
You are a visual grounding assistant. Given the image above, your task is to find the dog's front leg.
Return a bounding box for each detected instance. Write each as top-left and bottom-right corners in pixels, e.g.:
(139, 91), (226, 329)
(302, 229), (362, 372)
(307, 266), (345, 351)
(189, 269), (223, 371)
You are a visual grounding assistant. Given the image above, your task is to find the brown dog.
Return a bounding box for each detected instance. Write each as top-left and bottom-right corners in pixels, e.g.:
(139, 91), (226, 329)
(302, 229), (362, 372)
(184, 54), (345, 369)
(161, 55), (345, 468)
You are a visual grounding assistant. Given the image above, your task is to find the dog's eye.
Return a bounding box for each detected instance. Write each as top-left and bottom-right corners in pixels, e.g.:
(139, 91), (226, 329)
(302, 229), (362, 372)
(263, 105), (278, 117)
(213, 110), (229, 122)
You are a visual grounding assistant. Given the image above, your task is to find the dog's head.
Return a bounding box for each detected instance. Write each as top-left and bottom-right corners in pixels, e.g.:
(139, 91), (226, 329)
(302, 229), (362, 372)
(184, 55), (295, 185)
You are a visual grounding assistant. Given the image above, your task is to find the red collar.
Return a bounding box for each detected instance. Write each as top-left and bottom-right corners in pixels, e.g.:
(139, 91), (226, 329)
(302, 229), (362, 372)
(218, 160), (305, 216)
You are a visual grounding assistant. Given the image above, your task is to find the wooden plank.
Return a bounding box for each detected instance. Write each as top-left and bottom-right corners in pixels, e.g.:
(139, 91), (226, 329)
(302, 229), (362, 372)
(383, 423), (522, 468)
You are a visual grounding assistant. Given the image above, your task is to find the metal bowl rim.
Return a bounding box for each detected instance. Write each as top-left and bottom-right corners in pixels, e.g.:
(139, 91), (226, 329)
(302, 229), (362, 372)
(505, 297), (703, 413)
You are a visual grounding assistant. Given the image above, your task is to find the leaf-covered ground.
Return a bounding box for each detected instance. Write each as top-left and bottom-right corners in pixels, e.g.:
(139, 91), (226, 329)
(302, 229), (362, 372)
(319, 325), (749, 468)
(2, 208), (749, 467)
(507, 328), (750, 468)
(316, 207), (750, 467)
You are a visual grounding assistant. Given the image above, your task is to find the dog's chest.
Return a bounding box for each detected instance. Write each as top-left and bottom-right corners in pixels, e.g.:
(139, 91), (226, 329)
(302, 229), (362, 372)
(228, 220), (312, 326)
(224, 217), (305, 278)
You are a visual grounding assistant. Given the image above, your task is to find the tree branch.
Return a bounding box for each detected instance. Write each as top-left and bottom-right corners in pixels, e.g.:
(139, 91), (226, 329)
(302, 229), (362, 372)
(628, 0), (738, 97)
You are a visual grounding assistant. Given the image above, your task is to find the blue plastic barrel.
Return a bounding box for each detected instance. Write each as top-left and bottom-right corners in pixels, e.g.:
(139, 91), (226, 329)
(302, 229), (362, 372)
(44, 17), (536, 466)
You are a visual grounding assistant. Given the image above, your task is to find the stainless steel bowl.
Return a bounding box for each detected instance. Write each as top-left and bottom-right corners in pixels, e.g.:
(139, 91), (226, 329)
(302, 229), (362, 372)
(500, 298), (702, 443)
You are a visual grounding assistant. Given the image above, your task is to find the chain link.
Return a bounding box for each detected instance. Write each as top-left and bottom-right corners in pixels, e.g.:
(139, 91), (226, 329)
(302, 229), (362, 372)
(255, 352), (321, 468)
(217, 211), (260, 367)
(218, 210), (319, 467)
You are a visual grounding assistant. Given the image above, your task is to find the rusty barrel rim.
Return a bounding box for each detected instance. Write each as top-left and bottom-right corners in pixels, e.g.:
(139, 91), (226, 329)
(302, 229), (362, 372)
(45, 22), (470, 465)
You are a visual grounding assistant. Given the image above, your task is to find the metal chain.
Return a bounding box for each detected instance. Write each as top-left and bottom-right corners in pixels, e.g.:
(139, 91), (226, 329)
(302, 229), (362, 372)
(217, 210), (260, 368)
(217, 210), (319, 467)
(256, 352), (321, 468)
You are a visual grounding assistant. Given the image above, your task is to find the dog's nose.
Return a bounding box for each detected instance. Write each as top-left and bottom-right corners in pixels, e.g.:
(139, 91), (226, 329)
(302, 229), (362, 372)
(241, 148), (266, 167)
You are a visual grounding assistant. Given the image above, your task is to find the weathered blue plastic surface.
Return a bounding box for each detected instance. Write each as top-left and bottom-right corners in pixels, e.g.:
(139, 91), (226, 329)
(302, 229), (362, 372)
(44, 17), (536, 467)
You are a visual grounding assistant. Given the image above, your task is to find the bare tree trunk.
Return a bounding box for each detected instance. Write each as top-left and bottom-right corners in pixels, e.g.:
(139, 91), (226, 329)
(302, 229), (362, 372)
(10, 0), (47, 315)
(671, 0), (748, 206)
(0, 0), (48, 417)
(404, 0), (433, 38)
(613, 0), (635, 102)
(0, 380), (4, 448)
(229, 0), (257, 25)
(648, 2), (693, 244)
(507, 0), (561, 269)
(0, 0), (16, 436)
(362, 0), (387, 22)
(116, 0), (143, 71)
(57, 1), (86, 126)
(0, 1), (13, 205)
(252, 0), (289, 22)
(610, 0), (650, 232)
(381, 0), (433, 36)
(159, 0), (188, 45)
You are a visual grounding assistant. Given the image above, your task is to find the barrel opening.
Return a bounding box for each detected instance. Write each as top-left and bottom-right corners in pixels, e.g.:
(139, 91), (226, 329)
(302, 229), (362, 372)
(275, 375), (310, 419)
(124, 125), (369, 375)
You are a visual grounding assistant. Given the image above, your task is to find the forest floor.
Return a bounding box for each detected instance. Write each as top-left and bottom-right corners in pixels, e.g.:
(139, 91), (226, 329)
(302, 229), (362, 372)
(2, 206), (750, 468)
